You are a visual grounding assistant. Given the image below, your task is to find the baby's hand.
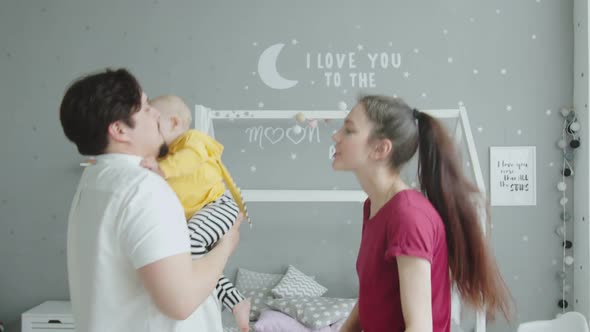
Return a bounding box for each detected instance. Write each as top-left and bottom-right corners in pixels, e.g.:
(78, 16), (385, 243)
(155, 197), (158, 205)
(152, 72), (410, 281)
(140, 157), (164, 177)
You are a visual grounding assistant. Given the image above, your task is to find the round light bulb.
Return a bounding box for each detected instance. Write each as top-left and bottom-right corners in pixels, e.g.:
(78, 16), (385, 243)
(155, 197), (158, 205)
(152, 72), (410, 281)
(561, 211), (571, 221)
(557, 139), (567, 149)
(565, 256), (574, 265)
(294, 112), (306, 123)
(570, 122), (581, 132)
(565, 151), (575, 161)
(558, 299), (569, 309)
(560, 197), (568, 206)
(557, 182), (567, 191)
(555, 225), (565, 237)
(292, 125), (303, 134)
(567, 112), (577, 121)
(560, 107), (571, 117)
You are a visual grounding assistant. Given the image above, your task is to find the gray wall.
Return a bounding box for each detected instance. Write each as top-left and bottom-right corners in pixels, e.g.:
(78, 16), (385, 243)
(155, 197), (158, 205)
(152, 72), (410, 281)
(573, 0), (589, 321)
(0, 1), (575, 331)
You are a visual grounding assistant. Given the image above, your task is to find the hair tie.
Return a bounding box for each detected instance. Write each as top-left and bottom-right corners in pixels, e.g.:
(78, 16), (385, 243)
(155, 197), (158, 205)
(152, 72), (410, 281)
(413, 108), (420, 119)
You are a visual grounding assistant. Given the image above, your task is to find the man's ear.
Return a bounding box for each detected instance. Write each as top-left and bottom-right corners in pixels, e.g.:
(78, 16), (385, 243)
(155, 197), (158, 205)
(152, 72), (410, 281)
(107, 120), (131, 143)
(371, 138), (393, 161)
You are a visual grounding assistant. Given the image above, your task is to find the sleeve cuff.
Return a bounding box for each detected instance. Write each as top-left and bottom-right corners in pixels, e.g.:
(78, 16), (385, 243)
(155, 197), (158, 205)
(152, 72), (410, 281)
(385, 245), (433, 264)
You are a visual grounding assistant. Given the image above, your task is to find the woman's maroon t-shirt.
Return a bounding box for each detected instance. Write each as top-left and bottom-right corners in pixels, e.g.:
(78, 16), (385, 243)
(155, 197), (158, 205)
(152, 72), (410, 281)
(356, 189), (451, 332)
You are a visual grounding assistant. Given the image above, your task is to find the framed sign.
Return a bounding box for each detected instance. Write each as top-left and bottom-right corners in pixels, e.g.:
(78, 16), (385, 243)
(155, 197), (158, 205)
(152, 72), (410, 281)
(489, 146), (536, 206)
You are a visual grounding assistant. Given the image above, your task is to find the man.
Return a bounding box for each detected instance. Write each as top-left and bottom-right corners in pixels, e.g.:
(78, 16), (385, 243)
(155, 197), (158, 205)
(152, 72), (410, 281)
(60, 68), (241, 331)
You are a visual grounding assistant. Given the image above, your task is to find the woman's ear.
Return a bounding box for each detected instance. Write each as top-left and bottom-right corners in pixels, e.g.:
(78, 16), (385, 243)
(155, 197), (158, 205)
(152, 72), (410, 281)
(372, 138), (393, 161)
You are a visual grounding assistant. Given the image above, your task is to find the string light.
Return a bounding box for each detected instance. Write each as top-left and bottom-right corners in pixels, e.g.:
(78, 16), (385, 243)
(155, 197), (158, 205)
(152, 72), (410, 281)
(556, 107), (580, 314)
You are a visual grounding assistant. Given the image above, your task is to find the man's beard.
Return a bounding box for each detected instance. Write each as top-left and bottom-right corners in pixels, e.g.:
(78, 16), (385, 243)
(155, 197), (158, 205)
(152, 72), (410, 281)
(157, 143), (169, 158)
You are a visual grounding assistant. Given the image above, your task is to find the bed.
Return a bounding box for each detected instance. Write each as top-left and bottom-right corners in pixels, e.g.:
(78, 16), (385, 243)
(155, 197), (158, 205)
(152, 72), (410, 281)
(195, 105), (486, 332)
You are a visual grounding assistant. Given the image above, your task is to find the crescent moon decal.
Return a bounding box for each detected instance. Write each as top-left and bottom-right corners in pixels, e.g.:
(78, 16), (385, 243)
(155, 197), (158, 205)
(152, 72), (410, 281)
(258, 43), (298, 90)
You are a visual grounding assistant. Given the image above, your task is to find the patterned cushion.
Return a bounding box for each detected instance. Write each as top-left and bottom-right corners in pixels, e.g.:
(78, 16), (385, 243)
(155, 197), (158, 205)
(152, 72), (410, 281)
(266, 296), (356, 328)
(241, 288), (275, 321)
(254, 310), (345, 332)
(271, 265), (328, 298)
(235, 268), (284, 291)
(253, 310), (316, 332)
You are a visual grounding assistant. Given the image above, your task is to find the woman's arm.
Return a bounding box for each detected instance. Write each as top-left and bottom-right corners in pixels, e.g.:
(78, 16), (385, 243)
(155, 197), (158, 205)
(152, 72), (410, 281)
(398, 255), (433, 332)
(339, 301), (362, 332)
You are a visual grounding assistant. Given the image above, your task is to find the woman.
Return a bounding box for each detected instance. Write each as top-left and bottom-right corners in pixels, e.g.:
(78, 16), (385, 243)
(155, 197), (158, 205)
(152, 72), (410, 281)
(334, 95), (512, 332)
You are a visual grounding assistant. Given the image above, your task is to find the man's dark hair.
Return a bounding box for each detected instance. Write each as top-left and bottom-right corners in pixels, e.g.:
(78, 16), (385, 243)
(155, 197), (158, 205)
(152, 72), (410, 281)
(59, 68), (142, 155)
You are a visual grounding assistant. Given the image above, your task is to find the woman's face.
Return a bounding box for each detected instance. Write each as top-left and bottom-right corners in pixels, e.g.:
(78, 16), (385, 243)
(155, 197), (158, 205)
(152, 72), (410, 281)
(331, 103), (375, 171)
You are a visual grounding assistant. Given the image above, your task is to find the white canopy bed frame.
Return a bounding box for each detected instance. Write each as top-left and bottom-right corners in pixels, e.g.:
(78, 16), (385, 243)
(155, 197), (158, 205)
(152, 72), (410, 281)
(195, 104), (487, 332)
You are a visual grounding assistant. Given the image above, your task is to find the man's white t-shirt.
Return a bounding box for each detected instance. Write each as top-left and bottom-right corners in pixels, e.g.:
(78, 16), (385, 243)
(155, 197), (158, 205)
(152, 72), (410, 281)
(67, 153), (222, 332)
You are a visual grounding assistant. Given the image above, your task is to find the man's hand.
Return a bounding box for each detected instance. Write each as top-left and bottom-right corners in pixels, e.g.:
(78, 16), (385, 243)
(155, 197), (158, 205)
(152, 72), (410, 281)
(141, 157), (165, 178)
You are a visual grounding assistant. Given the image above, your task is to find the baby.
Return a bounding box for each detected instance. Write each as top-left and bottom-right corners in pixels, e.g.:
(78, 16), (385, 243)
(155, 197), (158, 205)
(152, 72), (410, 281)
(141, 95), (251, 331)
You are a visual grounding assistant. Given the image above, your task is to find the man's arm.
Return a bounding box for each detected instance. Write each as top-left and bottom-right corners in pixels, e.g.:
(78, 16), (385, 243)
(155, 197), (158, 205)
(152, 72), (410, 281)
(138, 214), (242, 320)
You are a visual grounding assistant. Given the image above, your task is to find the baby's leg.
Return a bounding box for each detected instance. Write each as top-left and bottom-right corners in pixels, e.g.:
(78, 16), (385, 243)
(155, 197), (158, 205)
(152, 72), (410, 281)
(216, 275), (246, 311)
(187, 193), (239, 257)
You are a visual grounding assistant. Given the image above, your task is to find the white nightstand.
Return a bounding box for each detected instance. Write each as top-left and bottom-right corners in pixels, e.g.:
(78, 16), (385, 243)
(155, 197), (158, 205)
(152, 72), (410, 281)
(21, 301), (75, 332)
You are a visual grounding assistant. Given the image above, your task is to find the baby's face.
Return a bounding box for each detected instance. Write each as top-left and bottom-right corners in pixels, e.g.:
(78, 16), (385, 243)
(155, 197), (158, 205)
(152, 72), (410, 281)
(153, 107), (176, 145)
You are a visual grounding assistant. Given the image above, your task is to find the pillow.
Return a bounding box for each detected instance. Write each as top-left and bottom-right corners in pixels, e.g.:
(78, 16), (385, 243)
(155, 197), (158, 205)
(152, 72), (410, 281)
(241, 288), (274, 321)
(253, 310), (315, 332)
(254, 310), (343, 332)
(271, 265), (328, 298)
(235, 267), (284, 291)
(266, 296), (356, 329)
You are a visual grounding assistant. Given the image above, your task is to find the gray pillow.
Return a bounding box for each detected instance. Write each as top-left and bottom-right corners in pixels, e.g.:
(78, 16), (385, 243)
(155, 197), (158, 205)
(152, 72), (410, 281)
(271, 265), (328, 298)
(241, 288), (275, 321)
(235, 268), (284, 291)
(266, 296), (356, 328)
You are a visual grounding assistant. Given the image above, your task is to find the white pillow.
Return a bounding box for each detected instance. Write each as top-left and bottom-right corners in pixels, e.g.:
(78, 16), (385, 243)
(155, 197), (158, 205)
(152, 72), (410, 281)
(271, 265), (328, 298)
